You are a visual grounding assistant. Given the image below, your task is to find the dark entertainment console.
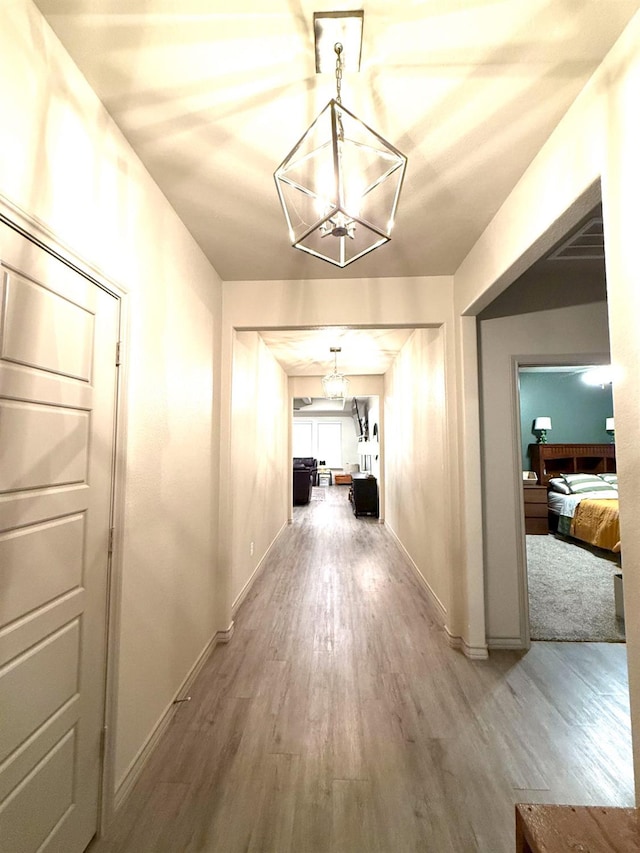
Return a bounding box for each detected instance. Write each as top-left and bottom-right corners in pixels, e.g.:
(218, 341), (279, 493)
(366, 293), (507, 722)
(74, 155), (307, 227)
(349, 474), (379, 518)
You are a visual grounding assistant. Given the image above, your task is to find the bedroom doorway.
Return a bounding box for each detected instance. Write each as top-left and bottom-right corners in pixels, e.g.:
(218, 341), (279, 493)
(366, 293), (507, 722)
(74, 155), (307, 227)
(517, 363), (623, 643)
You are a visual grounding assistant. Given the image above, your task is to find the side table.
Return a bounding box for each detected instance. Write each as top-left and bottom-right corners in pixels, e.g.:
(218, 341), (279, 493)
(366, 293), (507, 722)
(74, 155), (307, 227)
(523, 483), (547, 535)
(317, 468), (332, 486)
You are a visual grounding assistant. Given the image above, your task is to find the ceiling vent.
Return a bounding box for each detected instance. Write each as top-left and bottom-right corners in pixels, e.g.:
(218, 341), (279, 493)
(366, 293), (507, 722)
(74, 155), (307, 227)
(548, 217), (604, 261)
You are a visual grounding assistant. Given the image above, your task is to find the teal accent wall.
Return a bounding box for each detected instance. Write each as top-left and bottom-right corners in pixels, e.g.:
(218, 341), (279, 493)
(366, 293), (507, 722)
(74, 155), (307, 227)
(519, 371), (614, 469)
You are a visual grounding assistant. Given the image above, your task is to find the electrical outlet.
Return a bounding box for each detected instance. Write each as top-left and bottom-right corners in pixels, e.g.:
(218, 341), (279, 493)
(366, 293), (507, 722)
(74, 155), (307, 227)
(250, 541), (254, 556)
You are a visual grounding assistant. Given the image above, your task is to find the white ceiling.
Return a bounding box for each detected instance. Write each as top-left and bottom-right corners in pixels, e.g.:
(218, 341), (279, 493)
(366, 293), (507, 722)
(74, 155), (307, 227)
(35, 0), (640, 283)
(259, 327), (414, 375)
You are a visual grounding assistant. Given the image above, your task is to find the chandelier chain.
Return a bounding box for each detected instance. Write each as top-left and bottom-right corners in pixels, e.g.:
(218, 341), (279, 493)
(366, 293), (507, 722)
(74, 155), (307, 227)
(334, 42), (343, 104)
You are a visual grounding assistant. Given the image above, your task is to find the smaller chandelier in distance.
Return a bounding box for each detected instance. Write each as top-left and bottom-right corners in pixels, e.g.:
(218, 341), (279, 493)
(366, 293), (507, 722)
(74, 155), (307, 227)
(274, 12), (407, 268)
(322, 346), (349, 399)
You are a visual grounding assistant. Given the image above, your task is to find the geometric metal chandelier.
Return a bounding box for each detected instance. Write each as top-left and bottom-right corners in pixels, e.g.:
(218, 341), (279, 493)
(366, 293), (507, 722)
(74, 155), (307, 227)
(322, 346), (350, 399)
(274, 12), (407, 268)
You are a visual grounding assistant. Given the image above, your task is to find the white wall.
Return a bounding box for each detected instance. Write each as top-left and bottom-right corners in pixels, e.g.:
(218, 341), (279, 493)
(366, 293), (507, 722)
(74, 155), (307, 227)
(290, 375), (384, 400)
(362, 396), (381, 479)
(454, 77), (605, 316)
(478, 302), (611, 645)
(230, 332), (289, 609)
(220, 281), (467, 644)
(292, 414), (360, 470)
(9, 0), (640, 816)
(0, 1), (224, 795)
(601, 13), (640, 790)
(455, 8), (640, 787)
(384, 329), (450, 618)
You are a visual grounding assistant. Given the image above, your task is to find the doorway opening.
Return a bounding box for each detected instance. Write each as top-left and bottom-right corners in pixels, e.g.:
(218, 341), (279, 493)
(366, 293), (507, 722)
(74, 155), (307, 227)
(256, 325), (416, 523)
(476, 196), (623, 649)
(517, 363), (623, 643)
(292, 395), (381, 514)
(293, 395), (380, 478)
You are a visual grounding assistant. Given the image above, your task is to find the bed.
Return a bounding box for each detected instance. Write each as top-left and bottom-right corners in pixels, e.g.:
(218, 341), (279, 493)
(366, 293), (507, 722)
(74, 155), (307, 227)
(529, 443), (620, 553)
(547, 475), (620, 552)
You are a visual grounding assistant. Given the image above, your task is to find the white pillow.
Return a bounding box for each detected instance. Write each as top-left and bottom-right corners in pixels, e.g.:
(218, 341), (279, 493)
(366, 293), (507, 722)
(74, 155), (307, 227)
(561, 473), (616, 494)
(548, 477), (571, 495)
(598, 473), (618, 486)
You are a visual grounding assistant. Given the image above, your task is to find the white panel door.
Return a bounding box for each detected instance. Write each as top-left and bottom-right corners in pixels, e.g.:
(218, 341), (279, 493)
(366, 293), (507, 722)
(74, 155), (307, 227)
(0, 222), (119, 853)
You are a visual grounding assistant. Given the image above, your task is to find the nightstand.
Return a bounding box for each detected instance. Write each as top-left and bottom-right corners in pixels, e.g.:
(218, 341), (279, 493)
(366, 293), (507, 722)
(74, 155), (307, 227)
(523, 484), (547, 535)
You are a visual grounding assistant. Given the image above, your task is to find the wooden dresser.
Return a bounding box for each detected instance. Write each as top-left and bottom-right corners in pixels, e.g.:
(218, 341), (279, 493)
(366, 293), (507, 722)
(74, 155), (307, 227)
(523, 483), (547, 535)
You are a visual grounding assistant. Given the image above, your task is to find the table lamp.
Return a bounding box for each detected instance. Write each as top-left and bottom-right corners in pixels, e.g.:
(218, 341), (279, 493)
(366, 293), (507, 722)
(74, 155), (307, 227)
(533, 416), (552, 444)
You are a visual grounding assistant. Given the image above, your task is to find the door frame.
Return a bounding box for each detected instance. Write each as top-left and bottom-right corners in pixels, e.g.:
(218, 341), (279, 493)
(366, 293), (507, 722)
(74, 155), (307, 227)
(512, 352), (613, 647)
(0, 197), (129, 836)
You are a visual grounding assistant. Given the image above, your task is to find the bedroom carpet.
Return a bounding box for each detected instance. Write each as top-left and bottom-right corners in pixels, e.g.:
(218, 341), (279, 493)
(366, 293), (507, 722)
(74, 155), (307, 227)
(310, 486), (326, 501)
(527, 534), (625, 642)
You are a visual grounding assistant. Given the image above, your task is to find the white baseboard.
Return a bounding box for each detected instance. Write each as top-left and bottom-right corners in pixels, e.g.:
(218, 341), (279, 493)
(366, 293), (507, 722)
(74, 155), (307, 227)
(232, 521), (287, 617)
(385, 524), (490, 661)
(385, 523), (447, 622)
(446, 628), (489, 659)
(487, 637), (527, 650)
(113, 621), (234, 811)
(215, 621), (235, 643)
(114, 519), (287, 813)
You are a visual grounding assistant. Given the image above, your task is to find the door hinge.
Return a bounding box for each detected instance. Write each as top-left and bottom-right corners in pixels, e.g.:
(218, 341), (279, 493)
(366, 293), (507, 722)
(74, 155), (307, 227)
(116, 340), (122, 366)
(108, 528), (115, 554)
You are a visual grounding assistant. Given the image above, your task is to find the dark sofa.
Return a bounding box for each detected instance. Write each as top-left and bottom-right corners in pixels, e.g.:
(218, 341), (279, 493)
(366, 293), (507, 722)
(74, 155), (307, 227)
(293, 467), (313, 504)
(292, 457), (317, 504)
(293, 457), (318, 486)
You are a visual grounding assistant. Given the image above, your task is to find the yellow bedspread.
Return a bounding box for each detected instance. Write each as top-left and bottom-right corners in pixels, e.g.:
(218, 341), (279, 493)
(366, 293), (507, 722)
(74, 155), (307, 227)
(570, 498), (620, 553)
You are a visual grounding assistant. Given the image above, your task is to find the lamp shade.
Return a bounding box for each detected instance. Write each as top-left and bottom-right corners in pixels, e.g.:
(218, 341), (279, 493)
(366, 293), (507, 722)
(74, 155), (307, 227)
(606, 417), (615, 431)
(533, 417), (552, 431)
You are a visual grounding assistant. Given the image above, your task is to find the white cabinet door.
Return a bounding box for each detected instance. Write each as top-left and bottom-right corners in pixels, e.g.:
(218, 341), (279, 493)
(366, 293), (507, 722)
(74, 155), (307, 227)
(0, 223), (119, 853)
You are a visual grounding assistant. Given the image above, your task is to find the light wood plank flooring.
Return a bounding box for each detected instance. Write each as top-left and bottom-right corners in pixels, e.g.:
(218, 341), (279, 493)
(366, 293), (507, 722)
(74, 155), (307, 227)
(90, 486), (634, 852)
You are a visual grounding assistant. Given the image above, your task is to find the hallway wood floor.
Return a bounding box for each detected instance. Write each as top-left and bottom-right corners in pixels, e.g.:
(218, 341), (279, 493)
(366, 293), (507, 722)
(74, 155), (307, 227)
(90, 486), (634, 852)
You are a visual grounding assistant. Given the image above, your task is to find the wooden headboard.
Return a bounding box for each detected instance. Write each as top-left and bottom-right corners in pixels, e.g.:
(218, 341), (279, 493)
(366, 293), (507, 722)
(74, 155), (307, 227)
(529, 443), (616, 485)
